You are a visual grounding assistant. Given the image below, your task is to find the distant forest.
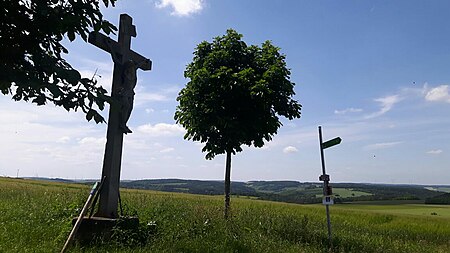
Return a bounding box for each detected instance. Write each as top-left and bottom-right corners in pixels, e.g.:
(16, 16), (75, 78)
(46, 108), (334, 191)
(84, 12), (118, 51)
(23, 177), (450, 205)
(118, 179), (449, 205)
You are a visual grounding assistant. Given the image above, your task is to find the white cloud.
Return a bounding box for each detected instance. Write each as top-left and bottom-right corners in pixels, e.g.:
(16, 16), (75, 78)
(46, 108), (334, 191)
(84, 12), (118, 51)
(425, 85), (450, 103)
(155, 0), (204, 16)
(426, 149), (443, 155)
(78, 137), (105, 145)
(134, 92), (168, 106)
(137, 123), (185, 136)
(145, 108), (155, 113)
(0, 98), (108, 178)
(334, 107), (363, 115)
(400, 83), (428, 97)
(365, 95), (402, 119)
(133, 86), (180, 107)
(365, 141), (402, 150)
(56, 136), (71, 143)
(160, 147), (175, 153)
(79, 59), (112, 73)
(283, 146), (298, 154)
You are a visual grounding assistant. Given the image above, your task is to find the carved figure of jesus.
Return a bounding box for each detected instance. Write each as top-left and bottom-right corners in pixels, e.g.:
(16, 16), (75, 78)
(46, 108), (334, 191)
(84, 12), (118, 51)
(119, 60), (137, 134)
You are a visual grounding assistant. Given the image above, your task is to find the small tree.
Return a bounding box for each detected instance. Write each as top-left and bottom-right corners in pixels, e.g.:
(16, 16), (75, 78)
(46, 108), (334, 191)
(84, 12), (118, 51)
(175, 29), (302, 218)
(0, 0), (117, 123)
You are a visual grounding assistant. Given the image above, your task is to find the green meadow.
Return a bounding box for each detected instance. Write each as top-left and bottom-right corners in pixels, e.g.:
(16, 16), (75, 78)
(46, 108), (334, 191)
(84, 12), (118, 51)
(315, 188), (373, 198)
(1, 177), (449, 253)
(334, 203), (450, 218)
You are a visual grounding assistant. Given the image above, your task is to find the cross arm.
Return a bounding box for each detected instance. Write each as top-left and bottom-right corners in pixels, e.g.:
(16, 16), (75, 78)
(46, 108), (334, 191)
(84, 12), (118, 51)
(88, 31), (152, 71)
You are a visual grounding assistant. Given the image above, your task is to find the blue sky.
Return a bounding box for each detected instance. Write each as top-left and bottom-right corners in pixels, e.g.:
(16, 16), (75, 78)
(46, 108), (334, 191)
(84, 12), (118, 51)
(1, 0), (450, 184)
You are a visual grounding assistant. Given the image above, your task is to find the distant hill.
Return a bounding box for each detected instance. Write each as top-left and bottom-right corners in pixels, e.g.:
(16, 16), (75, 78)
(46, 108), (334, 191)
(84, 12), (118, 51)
(119, 179), (445, 204)
(120, 179), (258, 196)
(22, 177), (446, 205)
(425, 193), (450, 205)
(329, 183), (442, 202)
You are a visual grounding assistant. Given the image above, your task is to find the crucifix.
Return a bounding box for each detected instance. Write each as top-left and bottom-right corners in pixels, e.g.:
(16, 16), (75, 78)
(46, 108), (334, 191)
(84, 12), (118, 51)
(88, 14), (152, 218)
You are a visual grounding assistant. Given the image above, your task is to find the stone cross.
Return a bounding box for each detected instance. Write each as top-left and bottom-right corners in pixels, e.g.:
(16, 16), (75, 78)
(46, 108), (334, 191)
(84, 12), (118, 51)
(88, 14), (151, 218)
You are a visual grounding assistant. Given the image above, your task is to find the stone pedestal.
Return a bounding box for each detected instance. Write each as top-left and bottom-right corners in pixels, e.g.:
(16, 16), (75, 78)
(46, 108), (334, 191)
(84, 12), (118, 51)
(72, 216), (139, 244)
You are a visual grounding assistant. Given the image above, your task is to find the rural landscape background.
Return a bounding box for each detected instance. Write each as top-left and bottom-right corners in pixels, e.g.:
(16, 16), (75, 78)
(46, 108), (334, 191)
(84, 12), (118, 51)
(1, 177), (450, 252)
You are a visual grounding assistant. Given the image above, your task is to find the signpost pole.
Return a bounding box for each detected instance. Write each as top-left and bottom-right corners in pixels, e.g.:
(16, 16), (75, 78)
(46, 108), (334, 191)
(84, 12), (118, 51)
(318, 126), (332, 247)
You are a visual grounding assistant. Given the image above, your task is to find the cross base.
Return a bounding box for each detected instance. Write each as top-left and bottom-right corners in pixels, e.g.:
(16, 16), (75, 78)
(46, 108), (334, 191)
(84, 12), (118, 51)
(71, 216), (139, 244)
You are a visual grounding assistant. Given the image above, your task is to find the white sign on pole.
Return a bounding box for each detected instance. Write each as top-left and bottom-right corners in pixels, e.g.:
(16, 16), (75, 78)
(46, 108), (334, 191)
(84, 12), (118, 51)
(322, 196), (334, 205)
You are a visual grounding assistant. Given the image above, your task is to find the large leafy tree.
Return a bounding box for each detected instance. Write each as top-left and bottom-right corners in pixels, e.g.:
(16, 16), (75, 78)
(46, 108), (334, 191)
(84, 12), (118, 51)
(0, 0), (117, 123)
(175, 29), (302, 218)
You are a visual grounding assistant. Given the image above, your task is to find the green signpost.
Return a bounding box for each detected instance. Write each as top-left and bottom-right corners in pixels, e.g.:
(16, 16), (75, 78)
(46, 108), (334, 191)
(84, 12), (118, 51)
(322, 137), (342, 150)
(318, 126), (341, 249)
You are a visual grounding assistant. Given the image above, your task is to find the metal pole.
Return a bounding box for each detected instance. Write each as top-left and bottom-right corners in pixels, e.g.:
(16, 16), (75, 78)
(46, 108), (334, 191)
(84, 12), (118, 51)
(318, 126), (332, 247)
(319, 126), (326, 175)
(325, 205), (332, 244)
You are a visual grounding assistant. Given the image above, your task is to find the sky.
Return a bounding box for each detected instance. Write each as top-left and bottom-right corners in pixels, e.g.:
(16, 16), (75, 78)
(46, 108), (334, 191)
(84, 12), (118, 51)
(1, 0), (450, 184)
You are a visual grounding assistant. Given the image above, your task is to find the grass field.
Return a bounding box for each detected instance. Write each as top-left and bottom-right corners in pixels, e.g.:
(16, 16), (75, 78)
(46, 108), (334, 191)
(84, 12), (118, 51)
(1, 177), (449, 252)
(335, 203), (450, 218)
(315, 188), (373, 198)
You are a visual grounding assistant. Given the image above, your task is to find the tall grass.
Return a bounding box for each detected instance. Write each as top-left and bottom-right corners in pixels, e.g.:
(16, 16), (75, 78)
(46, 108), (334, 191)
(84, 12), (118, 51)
(0, 177), (449, 252)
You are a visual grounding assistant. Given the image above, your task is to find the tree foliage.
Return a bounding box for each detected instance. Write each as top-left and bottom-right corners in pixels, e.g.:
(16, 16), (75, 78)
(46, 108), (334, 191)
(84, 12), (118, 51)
(175, 29), (302, 159)
(0, 0), (117, 123)
(175, 29), (301, 218)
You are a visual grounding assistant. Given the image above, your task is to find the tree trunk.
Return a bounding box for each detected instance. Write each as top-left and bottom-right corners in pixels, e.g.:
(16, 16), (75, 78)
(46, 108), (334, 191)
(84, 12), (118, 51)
(224, 150), (232, 219)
